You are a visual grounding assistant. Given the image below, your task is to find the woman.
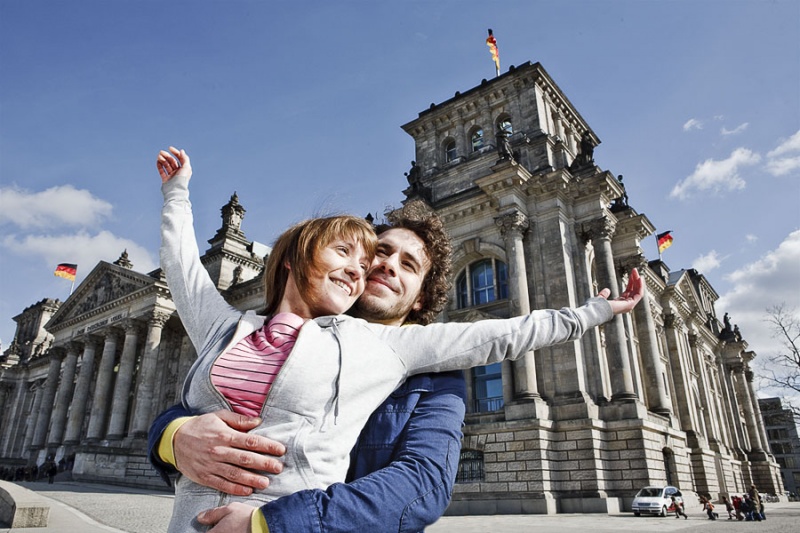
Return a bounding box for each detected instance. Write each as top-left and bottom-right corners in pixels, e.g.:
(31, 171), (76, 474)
(157, 147), (643, 532)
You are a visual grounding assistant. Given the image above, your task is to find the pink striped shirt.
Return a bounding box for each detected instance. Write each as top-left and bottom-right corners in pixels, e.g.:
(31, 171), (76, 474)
(211, 313), (304, 417)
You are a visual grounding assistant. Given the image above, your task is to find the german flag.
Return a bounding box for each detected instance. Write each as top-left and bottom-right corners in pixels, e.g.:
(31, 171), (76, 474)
(54, 263), (77, 281)
(486, 29), (500, 72)
(657, 231), (673, 254)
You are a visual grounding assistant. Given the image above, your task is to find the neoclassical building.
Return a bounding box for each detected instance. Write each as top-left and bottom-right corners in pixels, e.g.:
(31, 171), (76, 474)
(0, 61), (784, 512)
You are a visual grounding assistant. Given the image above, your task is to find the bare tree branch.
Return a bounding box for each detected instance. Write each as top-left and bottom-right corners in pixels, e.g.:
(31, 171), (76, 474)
(761, 304), (800, 424)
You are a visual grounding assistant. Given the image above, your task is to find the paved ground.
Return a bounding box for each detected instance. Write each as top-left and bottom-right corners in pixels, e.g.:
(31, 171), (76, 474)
(4, 481), (799, 532)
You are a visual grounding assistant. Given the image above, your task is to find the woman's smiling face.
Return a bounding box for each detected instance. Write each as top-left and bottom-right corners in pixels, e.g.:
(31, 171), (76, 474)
(281, 237), (368, 319)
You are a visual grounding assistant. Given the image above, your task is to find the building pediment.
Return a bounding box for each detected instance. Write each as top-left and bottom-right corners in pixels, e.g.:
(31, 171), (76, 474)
(46, 261), (160, 331)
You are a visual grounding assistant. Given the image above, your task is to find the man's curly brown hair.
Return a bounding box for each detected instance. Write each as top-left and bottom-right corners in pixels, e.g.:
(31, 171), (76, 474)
(377, 200), (452, 326)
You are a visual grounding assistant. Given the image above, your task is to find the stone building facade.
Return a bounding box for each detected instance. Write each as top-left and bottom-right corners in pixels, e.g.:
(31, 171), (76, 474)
(759, 397), (800, 496)
(399, 61), (783, 513)
(0, 193), (266, 488)
(0, 61), (784, 511)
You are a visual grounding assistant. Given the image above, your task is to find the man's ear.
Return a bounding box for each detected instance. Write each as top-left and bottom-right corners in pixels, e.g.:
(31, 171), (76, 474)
(411, 296), (424, 312)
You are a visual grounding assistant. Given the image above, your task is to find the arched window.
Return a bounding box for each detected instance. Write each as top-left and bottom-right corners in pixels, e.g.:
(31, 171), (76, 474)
(444, 139), (457, 162)
(472, 362), (504, 412)
(497, 117), (513, 135)
(470, 128), (484, 152)
(456, 259), (508, 308)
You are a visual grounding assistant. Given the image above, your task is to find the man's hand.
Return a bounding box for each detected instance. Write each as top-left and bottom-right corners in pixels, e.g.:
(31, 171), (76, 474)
(157, 146), (192, 183)
(598, 268), (644, 315)
(173, 410), (285, 496)
(198, 502), (256, 533)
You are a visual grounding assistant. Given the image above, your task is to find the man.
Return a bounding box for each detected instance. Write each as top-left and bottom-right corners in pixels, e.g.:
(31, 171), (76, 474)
(149, 201), (466, 532)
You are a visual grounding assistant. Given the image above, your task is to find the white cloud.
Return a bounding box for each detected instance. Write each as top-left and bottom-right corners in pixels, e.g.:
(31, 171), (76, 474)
(1, 230), (158, 277)
(670, 147), (760, 200)
(767, 130), (800, 158)
(717, 230), (800, 355)
(720, 122), (749, 136)
(745, 234), (758, 243)
(766, 156), (800, 176)
(0, 185), (113, 230)
(683, 118), (703, 131)
(765, 130), (800, 177)
(692, 250), (722, 273)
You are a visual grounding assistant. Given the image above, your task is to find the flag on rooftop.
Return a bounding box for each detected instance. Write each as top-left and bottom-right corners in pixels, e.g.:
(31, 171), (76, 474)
(657, 231), (674, 254)
(486, 29), (500, 75)
(54, 263), (77, 281)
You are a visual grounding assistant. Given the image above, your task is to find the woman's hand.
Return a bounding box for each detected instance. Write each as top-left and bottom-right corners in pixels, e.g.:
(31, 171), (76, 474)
(598, 268), (644, 315)
(157, 146), (192, 183)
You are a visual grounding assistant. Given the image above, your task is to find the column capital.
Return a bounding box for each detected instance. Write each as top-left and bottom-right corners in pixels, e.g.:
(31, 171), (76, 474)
(581, 215), (617, 243)
(121, 318), (142, 335)
(103, 328), (122, 343)
(147, 310), (171, 328)
(617, 253), (647, 274)
(495, 210), (530, 237)
(80, 333), (103, 348)
(663, 312), (684, 330)
(49, 346), (67, 361)
(65, 340), (82, 355)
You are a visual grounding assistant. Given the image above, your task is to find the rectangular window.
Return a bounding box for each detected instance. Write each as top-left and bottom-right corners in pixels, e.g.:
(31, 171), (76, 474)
(473, 362), (503, 412)
(456, 450), (485, 483)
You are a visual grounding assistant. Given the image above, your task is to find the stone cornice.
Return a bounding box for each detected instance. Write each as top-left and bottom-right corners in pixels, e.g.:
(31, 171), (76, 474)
(440, 198), (496, 225)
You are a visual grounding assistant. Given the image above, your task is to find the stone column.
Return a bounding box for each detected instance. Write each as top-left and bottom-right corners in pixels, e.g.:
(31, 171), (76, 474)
(732, 364), (764, 453)
(130, 311), (170, 437)
(47, 341), (81, 447)
(745, 367), (771, 452)
(720, 362), (748, 455)
(688, 333), (718, 444)
(86, 329), (120, 442)
(107, 320), (141, 439)
(630, 259), (671, 415)
(64, 335), (100, 445)
(174, 335), (197, 399)
(587, 216), (636, 401)
(22, 382), (45, 453)
(31, 349), (65, 450)
(0, 379), (26, 456)
(496, 210), (540, 400)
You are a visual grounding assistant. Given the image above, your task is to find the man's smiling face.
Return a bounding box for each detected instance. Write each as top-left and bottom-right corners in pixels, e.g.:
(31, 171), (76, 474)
(352, 228), (431, 326)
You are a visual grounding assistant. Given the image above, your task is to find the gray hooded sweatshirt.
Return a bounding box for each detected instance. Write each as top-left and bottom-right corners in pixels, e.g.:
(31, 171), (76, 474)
(160, 175), (613, 532)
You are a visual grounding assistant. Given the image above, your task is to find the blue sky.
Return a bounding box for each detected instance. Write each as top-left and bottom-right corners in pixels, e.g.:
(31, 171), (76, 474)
(1, 0), (798, 398)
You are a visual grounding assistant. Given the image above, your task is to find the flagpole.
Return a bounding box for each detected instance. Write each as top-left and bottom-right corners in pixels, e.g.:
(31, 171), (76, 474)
(69, 278), (75, 296)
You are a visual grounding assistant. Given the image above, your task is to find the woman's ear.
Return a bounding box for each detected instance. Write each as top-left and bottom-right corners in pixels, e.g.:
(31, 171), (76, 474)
(284, 261), (291, 271)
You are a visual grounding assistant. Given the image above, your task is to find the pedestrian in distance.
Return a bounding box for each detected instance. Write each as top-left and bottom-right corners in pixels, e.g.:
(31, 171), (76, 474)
(671, 495), (688, 519)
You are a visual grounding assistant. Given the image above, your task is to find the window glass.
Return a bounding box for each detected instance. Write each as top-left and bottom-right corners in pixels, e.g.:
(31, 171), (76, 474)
(456, 272), (469, 308)
(456, 259), (510, 308)
(445, 140), (457, 162)
(471, 129), (484, 152)
(499, 119), (513, 135)
(471, 260), (495, 305)
(497, 261), (508, 300)
(473, 362), (503, 412)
